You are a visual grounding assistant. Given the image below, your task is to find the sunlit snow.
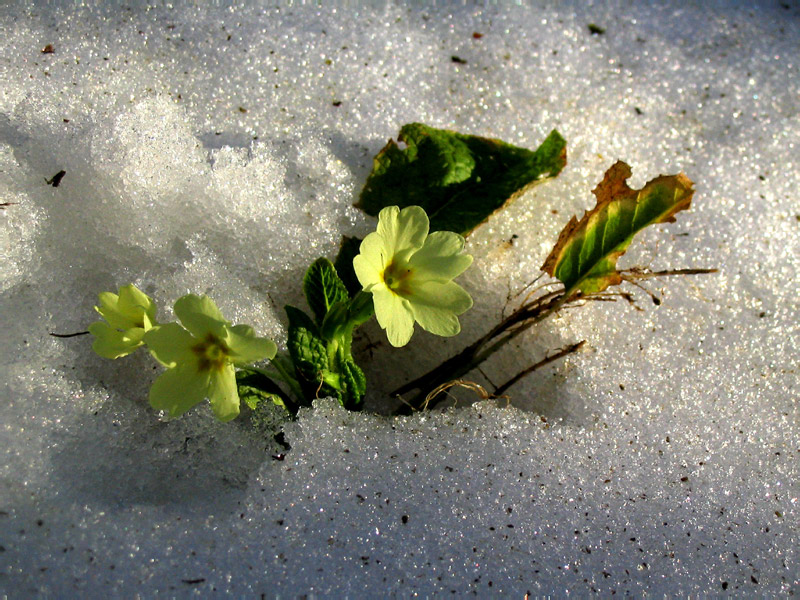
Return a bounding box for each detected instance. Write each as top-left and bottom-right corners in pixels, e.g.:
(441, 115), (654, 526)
(1, 2), (798, 596)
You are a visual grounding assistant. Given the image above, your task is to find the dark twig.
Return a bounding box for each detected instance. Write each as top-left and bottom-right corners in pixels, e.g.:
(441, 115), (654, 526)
(391, 266), (717, 414)
(493, 340), (586, 397)
(392, 289), (572, 413)
(620, 267), (718, 280)
(49, 331), (90, 338)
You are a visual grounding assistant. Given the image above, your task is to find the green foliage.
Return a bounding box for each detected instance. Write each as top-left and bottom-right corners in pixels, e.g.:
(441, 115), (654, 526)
(285, 305), (338, 400)
(542, 161), (695, 295)
(333, 235), (363, 298)
(236, 368), (293, 412)
(285, 260), (373, 410)
(357, 123), (567, 236)
(320, 301), (349, 342)
(344, 290), (374, 329)
(334, 349), (367, 409)
(303, 257), (350, 325)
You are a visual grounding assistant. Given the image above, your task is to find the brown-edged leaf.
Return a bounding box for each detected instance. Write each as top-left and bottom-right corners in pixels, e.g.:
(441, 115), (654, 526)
(541, 161), (694, 295)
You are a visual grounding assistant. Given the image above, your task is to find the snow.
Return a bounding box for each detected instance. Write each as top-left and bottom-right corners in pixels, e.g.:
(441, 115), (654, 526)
(1, 1), (798, 596)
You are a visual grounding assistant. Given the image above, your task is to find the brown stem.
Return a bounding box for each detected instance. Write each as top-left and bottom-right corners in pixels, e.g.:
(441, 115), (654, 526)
(392, 289), (571, 413)
(391, 267), (717, 414)
(620, 267), (718, 280)
(493, 340), (586, 397)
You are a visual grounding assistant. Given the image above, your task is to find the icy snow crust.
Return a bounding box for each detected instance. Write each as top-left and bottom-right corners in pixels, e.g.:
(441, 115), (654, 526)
(1, 1), (798, 596)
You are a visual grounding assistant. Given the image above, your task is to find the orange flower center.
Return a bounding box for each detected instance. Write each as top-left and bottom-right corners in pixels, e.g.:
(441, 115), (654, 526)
(192, 333), (230, 372)
(382, 261), (414, 296)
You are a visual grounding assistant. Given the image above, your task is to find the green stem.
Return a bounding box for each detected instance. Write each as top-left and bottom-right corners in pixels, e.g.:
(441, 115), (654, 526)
(251, 359), (305, 408)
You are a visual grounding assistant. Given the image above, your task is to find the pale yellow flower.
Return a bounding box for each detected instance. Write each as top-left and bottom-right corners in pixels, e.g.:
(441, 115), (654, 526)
(353, 205), (473, 347)
(144, 294), (276, 421)
(88, 284), (157, 359)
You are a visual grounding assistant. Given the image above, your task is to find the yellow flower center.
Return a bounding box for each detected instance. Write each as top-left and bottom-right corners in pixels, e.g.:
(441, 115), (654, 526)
(192, 334), (230, 372)
(382, 261), (414, 296)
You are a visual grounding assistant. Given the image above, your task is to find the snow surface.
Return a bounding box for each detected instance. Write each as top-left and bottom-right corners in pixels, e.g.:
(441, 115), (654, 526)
(1, 1), (798, 596)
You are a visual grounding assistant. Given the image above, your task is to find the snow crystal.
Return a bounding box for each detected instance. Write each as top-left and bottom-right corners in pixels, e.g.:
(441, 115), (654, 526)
(1, 1), (797, 596)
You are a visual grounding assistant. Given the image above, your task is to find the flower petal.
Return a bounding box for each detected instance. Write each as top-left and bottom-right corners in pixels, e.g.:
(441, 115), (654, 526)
(372, 286), (415, 347)
(174, 294), (227, 339)
(377, 205), (428, 259)
(226, 324), (277, 365)
(95, 292), (131, 329)
(208, 364), (240, 421)
(410, 280), (474, 314)
(143, 323), (196, 367)
(411, 281), (472, 337)
(88, 321), (143, 359)
(149, 363), (210, 418)
(409, 231), (473, 282)
(407, 280), (473, 337)
(117, 284), (156, 321)
(353, 232), (387, 289)
(142, 310), (156, 331)
(409, 304), (462, 337)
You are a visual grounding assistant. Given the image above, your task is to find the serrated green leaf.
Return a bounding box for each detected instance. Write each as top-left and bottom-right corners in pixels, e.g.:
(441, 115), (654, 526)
(542, 161), (695, 295)
(285, 305), (327, 379)
(303, 257), (350, 325)
(285, 306), (324, 363)
(357, 123), (566, 236)
(285, 305), (341, 402)
(235, 369), (293, 412)
(334, 348), (367, 411)
(333, 235), (363, 298)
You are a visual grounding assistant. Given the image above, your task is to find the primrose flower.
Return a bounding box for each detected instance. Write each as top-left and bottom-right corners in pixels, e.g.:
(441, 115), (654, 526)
(353, 205), (473, 347)
(88, 284), (157, 359)
(143, 294), (277, 422)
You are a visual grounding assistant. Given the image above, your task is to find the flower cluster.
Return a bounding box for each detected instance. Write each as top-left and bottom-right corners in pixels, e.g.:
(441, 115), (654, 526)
(90, 205), (474, 420)
(90, 285), (275, 421)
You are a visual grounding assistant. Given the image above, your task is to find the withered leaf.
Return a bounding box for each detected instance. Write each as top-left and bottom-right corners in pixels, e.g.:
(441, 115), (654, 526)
(541, 161), (694, 295)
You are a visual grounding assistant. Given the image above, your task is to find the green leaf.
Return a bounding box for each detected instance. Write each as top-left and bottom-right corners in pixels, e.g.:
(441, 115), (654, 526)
(541, 161), (695, 295)
(333, 235), (363, 297)
(285, 305), (341, 402)
(334, 348), (367, 411)
(346, 290), (374, 328)
(303, 257), (350, 326)
(320, 300), (349, 342)
(235, 369), (293, 412)
(357, 123), (567, 236)
(320, 291), (374, 344)
(285, 305), (327, 379)
(258, 353), (296, 386)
